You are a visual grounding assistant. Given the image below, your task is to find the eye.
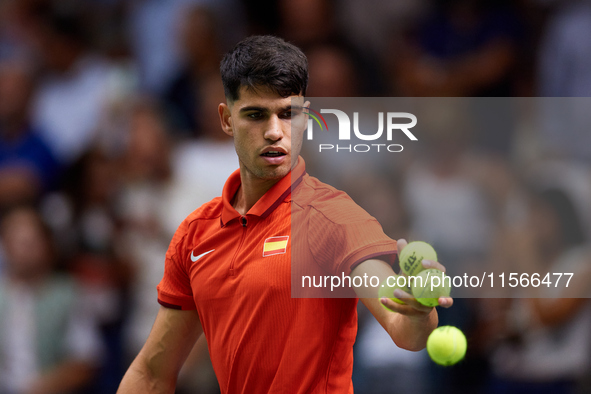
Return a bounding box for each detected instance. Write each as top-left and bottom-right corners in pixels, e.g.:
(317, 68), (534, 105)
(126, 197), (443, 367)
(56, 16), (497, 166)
(247, 112), (263, 120)
(290, 108), (305, 118)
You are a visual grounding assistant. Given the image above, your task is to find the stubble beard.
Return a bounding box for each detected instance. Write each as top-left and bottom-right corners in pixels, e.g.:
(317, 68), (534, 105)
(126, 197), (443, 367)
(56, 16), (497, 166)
(242, 156), (291, 182)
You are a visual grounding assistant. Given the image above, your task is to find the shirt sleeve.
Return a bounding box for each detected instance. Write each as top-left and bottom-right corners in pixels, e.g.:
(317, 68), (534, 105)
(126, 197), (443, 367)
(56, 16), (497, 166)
(157, 220), (197, 310)
(307, 195), (398, 276)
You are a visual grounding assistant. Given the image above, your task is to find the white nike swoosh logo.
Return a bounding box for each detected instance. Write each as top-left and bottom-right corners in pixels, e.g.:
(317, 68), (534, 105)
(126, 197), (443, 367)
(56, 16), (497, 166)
(190, 249), (215, 262)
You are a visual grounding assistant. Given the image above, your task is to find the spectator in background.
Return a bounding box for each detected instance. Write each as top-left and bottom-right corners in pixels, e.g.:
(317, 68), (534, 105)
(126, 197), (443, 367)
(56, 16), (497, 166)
(116, 99), (175, 357)
(350, 180), (428, 394)
(277, 0), (385, 95)
(27, 5), (119, 165)
(536, 0), (591, 162)
(127, 0), (190, 95)
(0, 206), (103, 394)
(166, 73), (238, 234)
(0, 56), (60, 211)
(488, 187), (591, 394)
(0, 1), (34, 58)
(128, 0), (244, 95)
(538, 0), (591, 97)
(339, 0), (428, 66)
(163, 5), (223, 137)
(116, 97), (220, 393)
(402, 101), (493, 393)
(392, 0), (520, 97)
(277, 0), (336, 49)
(306, 44), (359, 98)
(62, 148), (121, 262)
(403, 102), (493, 265)
(58, 147), (130, 393)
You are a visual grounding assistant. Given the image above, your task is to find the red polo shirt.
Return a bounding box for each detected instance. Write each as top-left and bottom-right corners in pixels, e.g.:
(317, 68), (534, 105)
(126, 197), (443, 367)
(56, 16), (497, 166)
(157, 157), (397, 393)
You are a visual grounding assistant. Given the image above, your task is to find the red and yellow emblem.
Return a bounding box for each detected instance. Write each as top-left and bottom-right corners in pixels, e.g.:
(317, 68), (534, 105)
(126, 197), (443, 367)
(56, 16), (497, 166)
(263, 236), (289, 257)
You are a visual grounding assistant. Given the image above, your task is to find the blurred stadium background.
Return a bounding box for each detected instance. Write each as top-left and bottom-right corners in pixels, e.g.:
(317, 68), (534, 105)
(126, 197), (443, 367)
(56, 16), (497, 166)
(1, 0), (591, 393)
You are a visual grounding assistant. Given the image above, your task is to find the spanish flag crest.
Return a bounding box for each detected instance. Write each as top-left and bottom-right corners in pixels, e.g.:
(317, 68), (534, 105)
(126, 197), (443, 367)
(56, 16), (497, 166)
(263, 236), (289, 257)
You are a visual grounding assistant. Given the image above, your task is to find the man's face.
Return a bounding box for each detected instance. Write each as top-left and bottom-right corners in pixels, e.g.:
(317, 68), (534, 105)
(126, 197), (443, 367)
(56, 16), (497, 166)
(219, 86), (308, 183)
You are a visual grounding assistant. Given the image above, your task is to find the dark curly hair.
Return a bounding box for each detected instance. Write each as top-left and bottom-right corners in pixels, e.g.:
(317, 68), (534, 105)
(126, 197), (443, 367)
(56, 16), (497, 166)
(220, 35), (308, 101)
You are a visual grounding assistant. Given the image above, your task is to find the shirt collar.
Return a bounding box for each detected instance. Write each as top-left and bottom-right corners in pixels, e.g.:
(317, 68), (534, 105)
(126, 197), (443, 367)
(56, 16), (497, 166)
(221, 156), (306, 226)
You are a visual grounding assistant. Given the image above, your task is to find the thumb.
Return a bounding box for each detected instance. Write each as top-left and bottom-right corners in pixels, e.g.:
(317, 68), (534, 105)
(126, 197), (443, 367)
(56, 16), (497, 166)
(396, 238), (408, 253)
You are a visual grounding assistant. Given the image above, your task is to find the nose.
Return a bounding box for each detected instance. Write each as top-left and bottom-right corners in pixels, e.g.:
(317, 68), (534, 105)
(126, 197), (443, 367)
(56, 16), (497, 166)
(263, 115), (284, 142)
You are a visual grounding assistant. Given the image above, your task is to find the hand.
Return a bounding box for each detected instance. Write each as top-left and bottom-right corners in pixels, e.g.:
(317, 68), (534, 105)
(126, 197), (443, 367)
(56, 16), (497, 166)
(380, 238), (454, 315)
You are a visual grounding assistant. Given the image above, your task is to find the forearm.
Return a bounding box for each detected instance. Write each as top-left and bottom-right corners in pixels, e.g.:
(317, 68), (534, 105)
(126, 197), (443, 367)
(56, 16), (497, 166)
(353, 254), (450, 352)
(118, 307), (202, 393)
(388, 308), (438, 351)
(118, 355), (175, 394)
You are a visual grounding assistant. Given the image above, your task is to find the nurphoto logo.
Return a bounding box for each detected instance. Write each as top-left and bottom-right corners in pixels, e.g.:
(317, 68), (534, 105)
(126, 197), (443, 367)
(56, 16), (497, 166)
(304, 108), (418, 153)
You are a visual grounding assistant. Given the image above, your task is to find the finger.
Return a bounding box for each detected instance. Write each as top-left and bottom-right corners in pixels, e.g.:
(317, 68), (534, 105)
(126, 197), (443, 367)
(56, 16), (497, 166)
(422, 259), (446, 273)
(393, 289), (433, 313)
(392, 289), (413, 304)
(380, 297), (431, 315)
(380, 297), (403, 312)
(438, 296), (454, 308)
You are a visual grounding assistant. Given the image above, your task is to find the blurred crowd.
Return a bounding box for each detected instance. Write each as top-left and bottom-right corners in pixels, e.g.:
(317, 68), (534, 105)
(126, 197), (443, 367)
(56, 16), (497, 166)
(0, 0), (590, 393)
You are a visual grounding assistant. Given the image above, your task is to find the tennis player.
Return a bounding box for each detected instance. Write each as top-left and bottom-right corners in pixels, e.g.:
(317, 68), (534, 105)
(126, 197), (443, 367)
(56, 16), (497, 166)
(118, 35), (452, 393)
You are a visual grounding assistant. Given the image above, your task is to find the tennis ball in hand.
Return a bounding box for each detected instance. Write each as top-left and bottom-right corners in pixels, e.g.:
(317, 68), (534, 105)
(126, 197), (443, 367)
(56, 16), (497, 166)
(378, 275), (411, 311)
(411, 268), (451, 307)
(399, 241), (437, 276)
(427, 326), (467, 366)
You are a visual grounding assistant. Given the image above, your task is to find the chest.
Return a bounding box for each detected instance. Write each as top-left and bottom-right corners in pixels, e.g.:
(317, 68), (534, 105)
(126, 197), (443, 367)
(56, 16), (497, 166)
(187, 214), (292, 307)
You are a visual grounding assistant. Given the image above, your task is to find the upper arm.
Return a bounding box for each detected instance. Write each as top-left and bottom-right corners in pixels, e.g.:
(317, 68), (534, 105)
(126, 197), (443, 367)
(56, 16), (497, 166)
(119, 306), (203, 393)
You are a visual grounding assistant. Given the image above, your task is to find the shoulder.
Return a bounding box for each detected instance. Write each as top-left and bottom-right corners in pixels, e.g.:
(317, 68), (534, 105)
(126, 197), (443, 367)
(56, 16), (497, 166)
(293, 174), (376, 225)
(186, 196), (223, 221)
(170, 197), (223, 241)
(176, 197), (223, 233)
(166, 197), (223, 260)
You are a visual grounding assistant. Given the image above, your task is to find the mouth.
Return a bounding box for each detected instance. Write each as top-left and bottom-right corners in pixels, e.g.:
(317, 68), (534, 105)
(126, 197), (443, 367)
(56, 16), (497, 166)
(260, 148), (288, 165)
(260, 151), (287, 158)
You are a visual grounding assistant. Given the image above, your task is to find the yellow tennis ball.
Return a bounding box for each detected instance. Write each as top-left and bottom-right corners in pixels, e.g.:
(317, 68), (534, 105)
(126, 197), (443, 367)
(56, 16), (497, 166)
(399, 241), (437, 276)
(378, 275), (411, 311)
(411, 268), (451, 307)
(427, 326), (467, 366)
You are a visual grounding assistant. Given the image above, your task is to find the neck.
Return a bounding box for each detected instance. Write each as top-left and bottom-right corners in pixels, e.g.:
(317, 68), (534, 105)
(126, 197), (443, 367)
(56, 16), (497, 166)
(232, 170), (280, 215)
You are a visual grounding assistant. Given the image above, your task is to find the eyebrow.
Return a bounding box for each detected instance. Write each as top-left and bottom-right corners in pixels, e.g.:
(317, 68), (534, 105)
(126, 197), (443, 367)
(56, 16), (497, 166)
(239, 106), (266, 113)
(239, 105), (302, 113)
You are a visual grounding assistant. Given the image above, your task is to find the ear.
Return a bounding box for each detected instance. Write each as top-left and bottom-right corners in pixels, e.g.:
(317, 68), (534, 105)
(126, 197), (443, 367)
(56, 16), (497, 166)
(219, 103), (233, 137)
(301, 99), (311, 128)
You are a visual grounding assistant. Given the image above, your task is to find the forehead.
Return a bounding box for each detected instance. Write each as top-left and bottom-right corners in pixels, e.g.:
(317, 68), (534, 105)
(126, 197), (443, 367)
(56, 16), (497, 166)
(231, 85), (304, 111)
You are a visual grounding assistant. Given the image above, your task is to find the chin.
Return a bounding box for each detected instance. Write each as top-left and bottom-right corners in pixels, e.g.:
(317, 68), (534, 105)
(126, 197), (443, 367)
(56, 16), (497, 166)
(262, 165), (290, 181)
(267, 169), (289, 180)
